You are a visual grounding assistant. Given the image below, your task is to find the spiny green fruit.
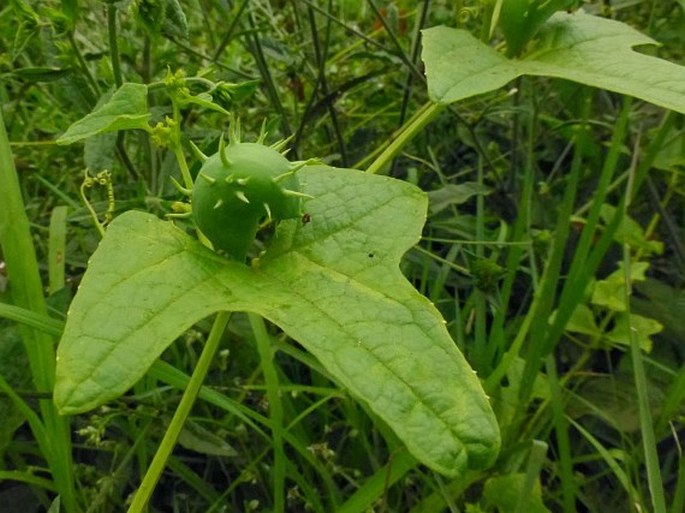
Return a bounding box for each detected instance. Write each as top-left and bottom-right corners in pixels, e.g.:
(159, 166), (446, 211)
(191, 136), (308, 261)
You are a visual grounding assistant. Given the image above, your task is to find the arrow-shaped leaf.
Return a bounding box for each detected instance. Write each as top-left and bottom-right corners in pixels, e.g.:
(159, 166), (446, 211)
(423, 12), (685, 113)
(54, 166), (500, 476)
(56, 83), (151, 145)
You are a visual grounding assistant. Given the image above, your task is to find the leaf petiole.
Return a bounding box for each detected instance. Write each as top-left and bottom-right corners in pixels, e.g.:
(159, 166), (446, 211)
(127, 311), (231, 513)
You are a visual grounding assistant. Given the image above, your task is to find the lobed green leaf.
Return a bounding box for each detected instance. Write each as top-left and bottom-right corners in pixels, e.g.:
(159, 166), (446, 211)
(423, 12), (685, 113)
(54, 166), (500, 476)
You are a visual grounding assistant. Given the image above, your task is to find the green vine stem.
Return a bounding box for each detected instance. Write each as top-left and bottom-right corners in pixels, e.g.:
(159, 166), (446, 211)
(67, 31), (99, 105)
(366, 101), (445, 175)
(248, 313), (286, 512)
(107, 3), (123, 88)
(127, 311), (231, 513)
(622, 142), (667, 513)
(170, 98), (195, 189)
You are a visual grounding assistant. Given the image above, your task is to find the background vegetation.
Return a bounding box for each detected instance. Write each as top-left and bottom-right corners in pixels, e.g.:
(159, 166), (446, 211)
(1, 0), (684, 512)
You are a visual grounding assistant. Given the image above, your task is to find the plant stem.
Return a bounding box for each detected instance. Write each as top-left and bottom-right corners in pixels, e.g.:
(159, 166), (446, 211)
(544, 355), (575, 513)
(127, 311), (231, 513)
(212, 0), (250, 61)
(68, 31), (99, 102)
(246, 7), (292, 140)
(107, 3), (123, 88)
(622, 140), (667, 513)
(518, 92), (590, 404)
(306, 2), (348, 166)
(167, 97), (195, 190)
(545, 98), (632, 351)
(472, 153), (487, 372)
(366, 102), (444, 174)
(396, 0), (430, 128)
(248, 313), (286, 512)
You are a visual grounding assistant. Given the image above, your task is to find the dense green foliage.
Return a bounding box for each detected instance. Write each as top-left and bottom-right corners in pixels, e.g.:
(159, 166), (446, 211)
(1, 1), (685, 512)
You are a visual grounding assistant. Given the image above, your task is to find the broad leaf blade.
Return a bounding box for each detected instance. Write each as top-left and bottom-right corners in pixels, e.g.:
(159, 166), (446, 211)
(423, 27), (518, 105)
(423, 12), (685, 114)
(56, 83), (150, 145)
(55, 166), (500, 476)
